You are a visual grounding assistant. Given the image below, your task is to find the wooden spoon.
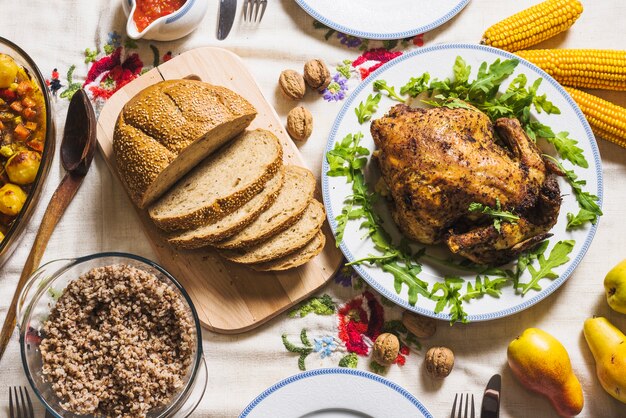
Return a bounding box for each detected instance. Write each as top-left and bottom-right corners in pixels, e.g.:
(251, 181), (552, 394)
(0, 89), (96, 360)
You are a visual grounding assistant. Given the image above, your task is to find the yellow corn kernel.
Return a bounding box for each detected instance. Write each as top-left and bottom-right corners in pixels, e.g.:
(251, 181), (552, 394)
(481, 0), (583, 53)
(565, 86), (626, 149)
(517, 49), (626, 91)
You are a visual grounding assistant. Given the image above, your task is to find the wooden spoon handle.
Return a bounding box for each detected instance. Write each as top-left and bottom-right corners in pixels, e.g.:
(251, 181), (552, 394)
(0, 172), (86, 360)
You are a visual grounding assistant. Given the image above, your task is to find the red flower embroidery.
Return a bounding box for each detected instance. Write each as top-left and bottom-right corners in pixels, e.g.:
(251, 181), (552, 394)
(352, 48), (403, 80)
(337, 291), (385, 356)
(84, 47), (144, 100)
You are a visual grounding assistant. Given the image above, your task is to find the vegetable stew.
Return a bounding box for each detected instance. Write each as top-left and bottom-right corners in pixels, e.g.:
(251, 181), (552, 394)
(0, 53), (46, 244)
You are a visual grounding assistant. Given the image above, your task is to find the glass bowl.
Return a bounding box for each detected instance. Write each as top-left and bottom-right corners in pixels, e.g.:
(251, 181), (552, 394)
(17, 252), (208, 418)
(0, 36), (56, 267)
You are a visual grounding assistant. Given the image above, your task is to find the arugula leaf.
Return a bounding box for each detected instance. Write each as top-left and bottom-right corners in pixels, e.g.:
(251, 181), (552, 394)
(373, 80), (406, 103)
(463, 275), (510, 300)
(400, 73), (431, 97)
(431, 277), (467, 324)
(452, 56), (471, 86)
(355, 93), (382, 124)
(467, 58), (519, 102)
(422, 96), (475, 110)
(514, 240), (550, 286)
(567, 209), (598, 229)
(544, 131), (588, 168)
(518, 240), (575, 295)
(468, 199), (520, 232)
(544, 155), (602, 228)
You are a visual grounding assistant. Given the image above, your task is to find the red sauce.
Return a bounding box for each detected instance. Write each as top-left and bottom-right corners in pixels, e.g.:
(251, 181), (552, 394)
(133, 0), (187, 32)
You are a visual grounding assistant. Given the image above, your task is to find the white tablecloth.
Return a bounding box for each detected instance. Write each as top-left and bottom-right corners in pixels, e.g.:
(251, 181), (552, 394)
(1, 1), (626, 417)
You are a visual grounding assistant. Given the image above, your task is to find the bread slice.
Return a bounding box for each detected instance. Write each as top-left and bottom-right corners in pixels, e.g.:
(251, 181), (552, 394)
(167, 168), (284, 249)
(251, 231), (325, 271)
(213, 165), (315, 249)
(113, 80), (256, 208)
(219, 200), (325, 264)
(149, 129), (283, 231)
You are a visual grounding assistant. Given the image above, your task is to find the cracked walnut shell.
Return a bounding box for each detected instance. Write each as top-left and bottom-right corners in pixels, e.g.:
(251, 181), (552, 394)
(279, 69), (306, 100)
(286, 106), (313, 141)
(402, 311), (437, 338)
(303, 59), (331, 90)
(372, 333), (400, 366)
(425, 346), (455, 378)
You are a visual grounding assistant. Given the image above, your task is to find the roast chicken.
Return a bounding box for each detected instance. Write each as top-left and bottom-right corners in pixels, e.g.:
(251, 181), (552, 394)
(370, 104), (562, 265)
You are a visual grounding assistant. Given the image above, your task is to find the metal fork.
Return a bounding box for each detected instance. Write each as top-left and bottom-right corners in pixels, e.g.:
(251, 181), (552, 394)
(9, 386), (34, 418)
(450, 393), (475, 418)
(243, 0), (268, 22)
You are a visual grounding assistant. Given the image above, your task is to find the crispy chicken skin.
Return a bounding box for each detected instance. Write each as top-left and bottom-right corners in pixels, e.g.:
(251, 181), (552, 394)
(370, 104), (561, 265)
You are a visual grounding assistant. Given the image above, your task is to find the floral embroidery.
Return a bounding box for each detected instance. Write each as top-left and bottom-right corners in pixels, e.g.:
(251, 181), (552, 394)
(282, 329), (314, 371)
(338, 352), (358, 368)
(45, 68), (62, 96)
(322, 73), (349, 102)
(337, 291), (384, 356)
(313, 336), (339, 358)
(334, 263), (358, 287)
(288, 294), (335, 317)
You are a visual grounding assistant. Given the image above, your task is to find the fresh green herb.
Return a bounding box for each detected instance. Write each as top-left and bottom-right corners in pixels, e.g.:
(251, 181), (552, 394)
(463, 275), (510, 301)
(544, 131), (588, 169)
(400, 73), (431, 97)
(514, 240), (550, 286)
(544, 155), (602, 228)
(468, 199), (520, 232)
(355, 93), (382, 124)
(431, 276), (467, 324)
(373, 79), (406, 103)
(518, 240), (575, 295)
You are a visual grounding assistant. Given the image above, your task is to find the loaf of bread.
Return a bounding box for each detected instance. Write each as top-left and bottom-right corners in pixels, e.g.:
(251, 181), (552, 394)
(149, 129), (283, 231)
(167, 168), (284, 248)
(213, 165), (315, 249)
(113, 80), (256, 208)
(219, 200), (325, 264)
(251, 231), (325, 271)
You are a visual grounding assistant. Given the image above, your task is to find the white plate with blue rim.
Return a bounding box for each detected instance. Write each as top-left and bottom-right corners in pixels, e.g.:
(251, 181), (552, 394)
(239, 368), (433, 417)
(294, 0), (470, 40)
(321, 43), (603, 322)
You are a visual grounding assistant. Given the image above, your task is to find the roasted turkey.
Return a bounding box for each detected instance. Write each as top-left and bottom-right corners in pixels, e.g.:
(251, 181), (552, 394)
(370, 104), (562, 265)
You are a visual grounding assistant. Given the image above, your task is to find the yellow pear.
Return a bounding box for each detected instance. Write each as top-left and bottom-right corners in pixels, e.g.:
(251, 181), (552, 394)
(583, 317), (626, 403)
(507, 328), (584, 417)
(604, 259), (626, 314)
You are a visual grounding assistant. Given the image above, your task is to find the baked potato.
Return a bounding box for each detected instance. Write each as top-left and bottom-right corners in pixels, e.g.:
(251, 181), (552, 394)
(5, 150), (41, 185)
(0, 183), (27, 216)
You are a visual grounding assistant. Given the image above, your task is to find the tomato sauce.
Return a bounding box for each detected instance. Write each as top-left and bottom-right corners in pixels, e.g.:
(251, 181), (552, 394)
(133, 0), (187, 32)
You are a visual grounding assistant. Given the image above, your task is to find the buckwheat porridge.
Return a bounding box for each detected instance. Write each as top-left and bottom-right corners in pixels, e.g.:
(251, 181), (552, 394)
(40, 264), (195, 418)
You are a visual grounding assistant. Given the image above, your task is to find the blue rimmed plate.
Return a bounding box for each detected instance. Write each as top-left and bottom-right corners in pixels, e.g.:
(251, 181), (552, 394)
(239, 368), (433, 417)
(295, 0), (470, 40)
(321, 43), (603, 322)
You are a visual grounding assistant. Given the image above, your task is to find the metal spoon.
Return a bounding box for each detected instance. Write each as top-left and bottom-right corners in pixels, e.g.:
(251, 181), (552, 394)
(0, 89), (96, 360)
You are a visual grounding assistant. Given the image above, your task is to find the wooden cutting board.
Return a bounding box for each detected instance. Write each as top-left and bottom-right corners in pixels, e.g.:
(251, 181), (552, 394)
(96, 47), (343, 334)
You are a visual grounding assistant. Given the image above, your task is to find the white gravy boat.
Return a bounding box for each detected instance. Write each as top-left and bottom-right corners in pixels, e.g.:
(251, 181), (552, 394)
(123, 0), (208, 41)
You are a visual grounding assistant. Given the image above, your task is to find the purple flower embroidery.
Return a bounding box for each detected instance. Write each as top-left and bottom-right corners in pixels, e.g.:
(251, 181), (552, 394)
(336, 32), (363, 48)
(107, 31), (122, 48)
(334, 262), (356, 287)
(314, 336), (338, 358)
(322, 73), (348, 102)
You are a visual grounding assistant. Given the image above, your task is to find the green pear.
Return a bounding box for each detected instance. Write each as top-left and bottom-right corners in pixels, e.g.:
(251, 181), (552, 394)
(604, 259), (626, 314)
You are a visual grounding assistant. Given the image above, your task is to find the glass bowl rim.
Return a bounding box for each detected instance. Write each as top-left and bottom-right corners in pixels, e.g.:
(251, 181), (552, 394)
(19, 251), (205, 418)
(0, 35), (55, 261)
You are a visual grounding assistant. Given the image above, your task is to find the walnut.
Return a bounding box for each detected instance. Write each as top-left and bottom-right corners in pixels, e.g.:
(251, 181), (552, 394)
(372, 333), (400, 366)
(402, 311), (437, 338)
(286, 106), (313, 141)
(303, 59), (331, 90)
(279, 69), (306, 100)
(425, 346), (455, 378)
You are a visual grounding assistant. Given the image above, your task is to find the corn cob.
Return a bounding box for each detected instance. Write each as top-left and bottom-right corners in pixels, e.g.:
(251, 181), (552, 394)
(565, 86), (626, 148)
(481, 0), (583, 53)
(517, 49), (626, 91)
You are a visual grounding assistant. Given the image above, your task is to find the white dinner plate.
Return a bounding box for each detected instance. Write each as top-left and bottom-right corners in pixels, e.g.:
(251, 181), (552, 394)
(239, 368), (433, 417)
(322, 43), (603, 322)
(294, 0), (470, 40)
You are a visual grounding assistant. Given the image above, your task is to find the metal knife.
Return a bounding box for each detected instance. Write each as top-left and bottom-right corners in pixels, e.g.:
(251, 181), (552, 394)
(480, 373), (501, 418)
(217, 0), (237, 40)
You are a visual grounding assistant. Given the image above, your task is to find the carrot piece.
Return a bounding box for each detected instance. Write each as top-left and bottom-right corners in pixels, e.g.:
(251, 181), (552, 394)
(21, 107), (36, 120)
(21, 97), (36, 108)
(16, 81), (32, 96)
(9, 101), (23, 113)
(14, 123), (30, 140)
